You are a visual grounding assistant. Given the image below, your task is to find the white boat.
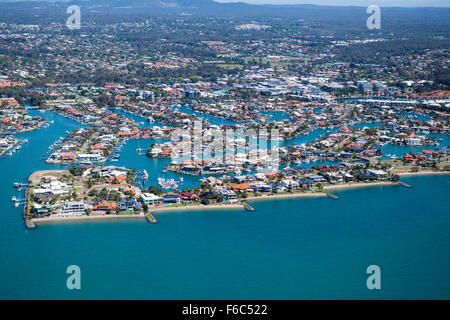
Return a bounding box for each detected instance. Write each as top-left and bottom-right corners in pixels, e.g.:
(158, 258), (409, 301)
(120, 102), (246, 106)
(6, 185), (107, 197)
(158, 177), (178, 190)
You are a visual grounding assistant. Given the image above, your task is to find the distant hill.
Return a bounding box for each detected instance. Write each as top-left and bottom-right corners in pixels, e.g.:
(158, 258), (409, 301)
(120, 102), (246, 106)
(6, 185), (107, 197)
(0, 0), (449, 38)
(2, 0), (449, 16)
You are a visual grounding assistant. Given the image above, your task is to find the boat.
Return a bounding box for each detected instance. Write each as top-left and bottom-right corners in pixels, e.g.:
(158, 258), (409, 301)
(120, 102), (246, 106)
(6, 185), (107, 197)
(158, 177), (179, 190)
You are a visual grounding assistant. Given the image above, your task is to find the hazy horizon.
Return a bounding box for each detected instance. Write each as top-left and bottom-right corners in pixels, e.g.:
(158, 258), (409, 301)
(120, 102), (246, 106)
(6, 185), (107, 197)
(215, 0), (450, 7)
(0, 0), (449, 7)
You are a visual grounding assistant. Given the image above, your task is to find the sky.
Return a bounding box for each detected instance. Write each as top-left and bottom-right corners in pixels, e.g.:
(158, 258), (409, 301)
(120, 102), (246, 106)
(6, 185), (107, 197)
(215, 0), (450, 7)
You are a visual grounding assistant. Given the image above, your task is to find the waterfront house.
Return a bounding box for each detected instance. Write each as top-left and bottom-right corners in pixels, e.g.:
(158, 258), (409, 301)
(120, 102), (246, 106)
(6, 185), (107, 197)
(140, 193), (163, 206)
(162, 194), (181, 205)
(92, 201), (117, 213)
(181, 165), (202, 175)
(33, 189), (58, 202)
(32, 203), (51, 215)
(57, 201), (90, 216)
(422, 150), (439, 158)
(118, 199), (142, 212)
(298, 178), (314, 188)
(59, 153), (76, 162)
(216, 189), (238, 201)
(179, 192), (200, 203)
(309, 175), (327, 183)
(231, 184), (253, 192)
(368, 169), (388, 180)
(406, 134), (422, 146)
(362, 149), (379, 157)
(343, 172), (354, 182)
(77, 153), (105, 162)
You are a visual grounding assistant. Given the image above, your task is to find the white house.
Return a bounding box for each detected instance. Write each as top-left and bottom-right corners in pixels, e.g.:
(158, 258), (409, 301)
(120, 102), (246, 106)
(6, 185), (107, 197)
(140, 193), (163, 206)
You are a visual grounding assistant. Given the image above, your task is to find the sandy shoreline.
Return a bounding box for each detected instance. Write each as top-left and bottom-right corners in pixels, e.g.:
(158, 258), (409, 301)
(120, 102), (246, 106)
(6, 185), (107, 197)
(397, 171), (450, 177)
(29, 172), (449, 225)
(246, 192), (327, 201)
(151, 203), (244, 214)
(31, 204), (245, 224)
(32, 213), (145, 224)
(324, 181), (399, 191)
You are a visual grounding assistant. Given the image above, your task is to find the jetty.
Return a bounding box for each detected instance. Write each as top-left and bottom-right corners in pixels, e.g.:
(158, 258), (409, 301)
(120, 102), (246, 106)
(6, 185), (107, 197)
(398, 181), (412, 188)
(13, 182), (28, 188)
(242, 201), (256, 212)
(145, 212), (158, 224)
(22, 184), (36, 229)
(325, 192), (339, 200)
(25, 220), (37, 229)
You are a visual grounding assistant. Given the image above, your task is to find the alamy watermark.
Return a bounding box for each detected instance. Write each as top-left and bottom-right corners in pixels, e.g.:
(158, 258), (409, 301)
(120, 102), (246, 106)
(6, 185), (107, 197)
(66, 5), (81, 30)
(66, 265), (81, 290)
(366, 265), (381, 290)
(367, 5), (381, 30)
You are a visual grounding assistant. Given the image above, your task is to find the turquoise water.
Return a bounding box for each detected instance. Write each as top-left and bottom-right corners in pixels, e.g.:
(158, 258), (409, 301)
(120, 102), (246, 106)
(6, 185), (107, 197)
(261, 111), (290, 122)
(112, 108), (173, 128)
(286, 122), (381, 146)
(380, 133), (450, 160)
(177, 105), (237, 126)
(0, 111), (449, 299)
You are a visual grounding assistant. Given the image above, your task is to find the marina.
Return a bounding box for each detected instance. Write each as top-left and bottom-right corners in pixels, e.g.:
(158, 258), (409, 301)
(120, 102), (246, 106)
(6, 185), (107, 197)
(0, 2), (449, 300)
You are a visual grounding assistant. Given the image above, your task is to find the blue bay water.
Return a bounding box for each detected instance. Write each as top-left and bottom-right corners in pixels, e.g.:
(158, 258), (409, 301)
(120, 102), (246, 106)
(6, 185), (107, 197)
(0, 111), (449, 299)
